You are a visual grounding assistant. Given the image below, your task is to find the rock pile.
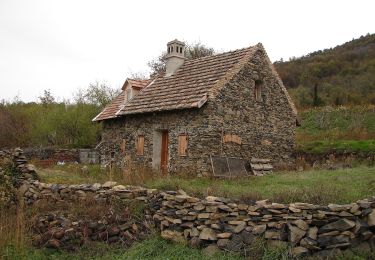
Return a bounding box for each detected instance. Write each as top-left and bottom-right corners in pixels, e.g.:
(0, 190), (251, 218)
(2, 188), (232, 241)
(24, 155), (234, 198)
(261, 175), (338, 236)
(250, 158), (273, 176)
(1, 148), (39, 205)
(11, 148), (39, 183)
(32, 211), (151, 250)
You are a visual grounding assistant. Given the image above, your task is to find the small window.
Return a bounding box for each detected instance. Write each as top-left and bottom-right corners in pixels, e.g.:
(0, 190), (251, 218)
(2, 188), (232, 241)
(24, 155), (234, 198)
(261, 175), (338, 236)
(180, 47), (183, 53)
(178, 134), (188, 156)
(171, 46), (173, 52)
(136, 135), (144, 156)
(255, 80), (262, 101)
(168, 47), (170, 54)
(126, 89), (133, 101)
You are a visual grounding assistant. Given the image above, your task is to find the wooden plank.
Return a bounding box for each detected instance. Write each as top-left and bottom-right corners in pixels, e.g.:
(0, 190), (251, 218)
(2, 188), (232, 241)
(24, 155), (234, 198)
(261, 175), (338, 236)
(178, 134), (188, 156)
(136, 136), (144, 155)
(251, 158), (271, 163)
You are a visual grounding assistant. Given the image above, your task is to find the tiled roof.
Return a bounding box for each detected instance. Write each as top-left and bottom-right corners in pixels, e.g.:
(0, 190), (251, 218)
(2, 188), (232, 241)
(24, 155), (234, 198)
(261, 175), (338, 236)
(93, 79), (153, 121)
(117, 46), (257, 115)
(92, 91), (126, 121)
(93, 43), (297, 121)
(126, 79), (151, 89)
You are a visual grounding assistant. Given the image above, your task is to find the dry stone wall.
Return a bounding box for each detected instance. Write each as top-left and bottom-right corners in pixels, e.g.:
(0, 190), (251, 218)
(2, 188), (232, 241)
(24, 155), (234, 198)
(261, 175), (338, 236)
(2, 149), (374, 257)
(18, 179), (375, 257)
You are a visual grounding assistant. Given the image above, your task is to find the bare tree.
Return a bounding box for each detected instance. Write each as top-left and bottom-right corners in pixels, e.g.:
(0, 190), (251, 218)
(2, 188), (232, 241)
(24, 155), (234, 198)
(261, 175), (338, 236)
(148, 41), (215, 76)
(38, 89), (55, 106)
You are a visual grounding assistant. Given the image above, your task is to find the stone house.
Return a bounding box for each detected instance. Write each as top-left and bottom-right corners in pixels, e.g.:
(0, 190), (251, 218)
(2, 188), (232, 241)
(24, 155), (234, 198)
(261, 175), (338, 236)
(93, 39), (298, 175)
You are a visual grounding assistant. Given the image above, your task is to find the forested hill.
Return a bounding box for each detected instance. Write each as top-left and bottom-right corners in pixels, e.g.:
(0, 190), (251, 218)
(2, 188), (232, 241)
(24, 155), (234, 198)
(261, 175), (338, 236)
(274, 33), (375, 108)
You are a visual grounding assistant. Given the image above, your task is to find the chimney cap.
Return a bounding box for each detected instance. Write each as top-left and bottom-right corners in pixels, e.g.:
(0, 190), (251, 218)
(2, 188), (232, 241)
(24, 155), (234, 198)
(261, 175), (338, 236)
(167, 39), (185, 46)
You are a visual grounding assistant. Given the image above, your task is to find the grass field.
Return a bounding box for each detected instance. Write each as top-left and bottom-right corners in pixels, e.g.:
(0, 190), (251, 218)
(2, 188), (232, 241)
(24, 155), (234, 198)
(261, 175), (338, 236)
(297, 106), (375, 153)
(38, 164), (375, 205)
(0, 235), (287, 260)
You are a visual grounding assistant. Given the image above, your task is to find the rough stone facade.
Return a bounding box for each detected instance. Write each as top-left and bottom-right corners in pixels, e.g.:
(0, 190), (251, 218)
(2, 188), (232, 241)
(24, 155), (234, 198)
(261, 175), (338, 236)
(99, 47), (296, 175)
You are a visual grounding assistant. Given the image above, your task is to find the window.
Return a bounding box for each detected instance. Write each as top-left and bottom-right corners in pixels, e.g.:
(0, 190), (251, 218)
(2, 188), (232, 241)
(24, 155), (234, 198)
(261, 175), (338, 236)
(126, 88), (133, 102)
(178, 134), (188, 156)
(255, 80), (262, 101)
(136, 135), (144, 155)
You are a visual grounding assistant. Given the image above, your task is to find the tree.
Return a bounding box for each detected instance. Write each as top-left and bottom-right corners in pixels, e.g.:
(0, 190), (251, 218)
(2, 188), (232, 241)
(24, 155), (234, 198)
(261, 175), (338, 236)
(0, 106), (30, 147)
(79, 81), (120, 108)
(38, 89), (55, 106)
(148, 41), (215, 76)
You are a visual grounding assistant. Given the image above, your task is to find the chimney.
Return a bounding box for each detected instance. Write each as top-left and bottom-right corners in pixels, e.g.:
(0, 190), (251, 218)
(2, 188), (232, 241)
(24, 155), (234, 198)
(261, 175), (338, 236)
(165, 39), (185, 77)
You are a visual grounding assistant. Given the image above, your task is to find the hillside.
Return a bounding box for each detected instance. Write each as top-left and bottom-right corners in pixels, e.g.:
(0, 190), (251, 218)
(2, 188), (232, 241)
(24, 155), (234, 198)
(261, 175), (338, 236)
(274, 33), (375, 108)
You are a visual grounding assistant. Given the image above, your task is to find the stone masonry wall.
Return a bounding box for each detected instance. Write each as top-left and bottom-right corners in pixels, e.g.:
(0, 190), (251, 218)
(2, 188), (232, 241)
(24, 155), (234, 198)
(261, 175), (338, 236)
(207, 48), (296, 166)
(19, 179), (375, 257)
(100, 49), (296, 175)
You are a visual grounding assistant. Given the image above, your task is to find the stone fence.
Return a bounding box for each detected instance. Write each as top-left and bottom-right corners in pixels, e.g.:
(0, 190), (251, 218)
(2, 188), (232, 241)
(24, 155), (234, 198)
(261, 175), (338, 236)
(2, 148), (375, 257)
(19, 179), (375, 257)
(22, 147), (99, 164)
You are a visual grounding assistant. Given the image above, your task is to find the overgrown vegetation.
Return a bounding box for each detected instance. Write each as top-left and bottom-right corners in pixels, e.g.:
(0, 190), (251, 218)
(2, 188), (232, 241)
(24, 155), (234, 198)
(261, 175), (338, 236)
(275, 33), (375, 108)
(297, 106), (375, 153)
(0, 193), (148, 259)
(0, 82), (118, 148)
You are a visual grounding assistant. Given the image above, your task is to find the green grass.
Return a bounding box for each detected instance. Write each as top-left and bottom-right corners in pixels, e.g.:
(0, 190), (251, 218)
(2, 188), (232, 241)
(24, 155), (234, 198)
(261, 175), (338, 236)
(297, 106), (375, 153)
(36, 164), (116, 184)
(3, 235), (374, 260)
(144, 166), (375, 204)
(38, 165), (375, 205)
(1, 236), (242, 260)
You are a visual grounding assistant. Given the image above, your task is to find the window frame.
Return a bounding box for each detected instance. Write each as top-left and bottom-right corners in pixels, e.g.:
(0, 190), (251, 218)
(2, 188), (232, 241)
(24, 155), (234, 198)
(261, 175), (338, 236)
(126, 88), (133, 102)
(255, 80), (263, 102)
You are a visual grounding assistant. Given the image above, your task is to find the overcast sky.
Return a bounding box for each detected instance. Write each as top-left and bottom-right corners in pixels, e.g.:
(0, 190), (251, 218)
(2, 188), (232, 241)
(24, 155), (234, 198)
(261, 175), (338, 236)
(0, 0), (374, 102)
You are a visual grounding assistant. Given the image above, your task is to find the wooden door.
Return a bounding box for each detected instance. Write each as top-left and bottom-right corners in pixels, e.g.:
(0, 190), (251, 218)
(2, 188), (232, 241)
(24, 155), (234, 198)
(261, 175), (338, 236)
(161, 131), (169, 172)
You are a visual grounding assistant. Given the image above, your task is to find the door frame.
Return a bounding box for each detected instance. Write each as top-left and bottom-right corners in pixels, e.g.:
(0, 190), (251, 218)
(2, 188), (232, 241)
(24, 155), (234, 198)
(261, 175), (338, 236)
(160, 130), (169, 172)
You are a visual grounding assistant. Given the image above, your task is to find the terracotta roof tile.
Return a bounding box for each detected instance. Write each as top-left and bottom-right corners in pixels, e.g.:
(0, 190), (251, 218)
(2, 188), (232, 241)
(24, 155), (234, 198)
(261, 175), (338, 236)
(118, 46), (257, 115)
(127, 79), (151, 89)
(92, 91), (126, 121)
(94, 43), (297, 121)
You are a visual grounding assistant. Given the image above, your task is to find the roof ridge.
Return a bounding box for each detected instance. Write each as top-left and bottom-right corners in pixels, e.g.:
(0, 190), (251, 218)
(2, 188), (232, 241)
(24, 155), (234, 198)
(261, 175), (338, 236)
(184, 45), (256, 63)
